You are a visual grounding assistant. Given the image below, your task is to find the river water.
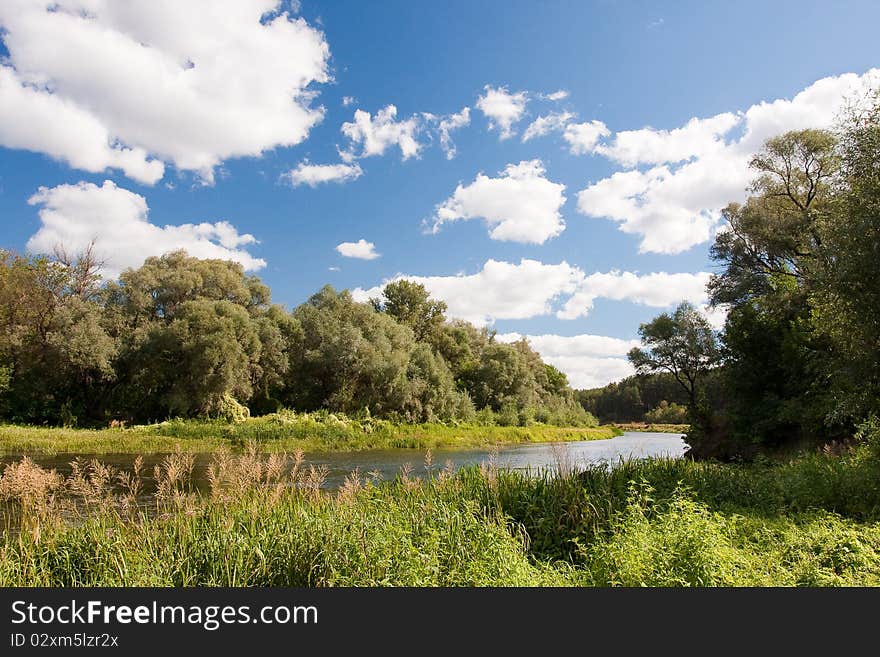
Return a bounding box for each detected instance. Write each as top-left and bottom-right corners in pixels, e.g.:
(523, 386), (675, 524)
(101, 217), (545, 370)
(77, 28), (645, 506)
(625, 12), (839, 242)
(0, 431), (688, 491)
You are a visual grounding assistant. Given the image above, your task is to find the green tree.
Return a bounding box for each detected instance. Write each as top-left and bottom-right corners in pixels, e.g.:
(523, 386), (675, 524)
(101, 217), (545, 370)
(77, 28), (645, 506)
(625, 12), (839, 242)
(628, 302), (719, 430)
(106, 252), (285, 422)
(709, 128), (847, 449)
(0, 249), (116, 424)
(709, 129), (838, 306)
(285, 286), (415, 416)
(371, 280), (447, 341)
(812, 92), (880, 421)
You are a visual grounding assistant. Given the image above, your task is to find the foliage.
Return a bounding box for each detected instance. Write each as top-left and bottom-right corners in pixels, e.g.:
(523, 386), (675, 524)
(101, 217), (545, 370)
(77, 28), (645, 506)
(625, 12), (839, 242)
(644, 400), (689, 424)
(3, 438), (880, 586)
(576, 372), (690, 423)
(706, 94), (880, 455)
(627, 302), (719, 454)
(0, 251), (587, 429)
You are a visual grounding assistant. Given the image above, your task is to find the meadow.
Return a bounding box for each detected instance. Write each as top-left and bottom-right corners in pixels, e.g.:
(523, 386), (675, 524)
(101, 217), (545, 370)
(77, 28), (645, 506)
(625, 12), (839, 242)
(2, 420), (879, 586)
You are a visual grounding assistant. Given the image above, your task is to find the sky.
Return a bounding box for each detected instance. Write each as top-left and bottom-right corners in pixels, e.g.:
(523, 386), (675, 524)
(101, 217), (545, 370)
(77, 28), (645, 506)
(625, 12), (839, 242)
(1, 0), (879, 388)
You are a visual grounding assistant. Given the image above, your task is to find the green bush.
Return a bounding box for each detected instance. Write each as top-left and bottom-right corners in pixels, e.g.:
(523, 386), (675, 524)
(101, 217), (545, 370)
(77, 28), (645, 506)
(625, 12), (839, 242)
(645, 400), (689, 424)
(212, 394), (250, 424)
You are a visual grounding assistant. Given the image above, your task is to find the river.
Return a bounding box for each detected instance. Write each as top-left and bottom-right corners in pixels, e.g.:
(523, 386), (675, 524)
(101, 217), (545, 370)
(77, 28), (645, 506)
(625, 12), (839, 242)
(0, 431), (688, 491)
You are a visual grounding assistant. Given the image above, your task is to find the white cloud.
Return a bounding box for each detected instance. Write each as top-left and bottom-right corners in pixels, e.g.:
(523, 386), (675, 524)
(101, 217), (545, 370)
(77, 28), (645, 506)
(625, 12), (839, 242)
(26, 180), (265, 278)
(558, 271), (711, 320)
(0, 67), (165, 184)
(284, 162), (363, 187)
(340, 105), (421, 161)
(336, 239), (380, 260)
(342, 96), (356, 107)
(475, 85), (528, 140)
(431, 160), (566, 244)
(438, 107), (471, 159)
(594, 112), (740, 166)
(579, 68), (880, 254)
(354, 258), (712, 328)
(497, 333), (639, 389)
(353, 259), (584, 327)
(0, 1), (331, 184)
(522, 111), (575, 142)
(543, 90), (570, 102)
(563, 120), (611, 155)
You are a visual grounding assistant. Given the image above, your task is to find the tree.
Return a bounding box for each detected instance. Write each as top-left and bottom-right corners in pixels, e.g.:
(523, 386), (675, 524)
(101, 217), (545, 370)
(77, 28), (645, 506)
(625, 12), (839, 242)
(811, 90), (880, 421)
(709, 129), (838, 306)
(371, 280), (447, 341)
(106, 252), (286, 422)
(285, 286), (416, 416)
(705, 129), (851, 453)
(628, 302), (719, 423)
(0, 249), (116, 424)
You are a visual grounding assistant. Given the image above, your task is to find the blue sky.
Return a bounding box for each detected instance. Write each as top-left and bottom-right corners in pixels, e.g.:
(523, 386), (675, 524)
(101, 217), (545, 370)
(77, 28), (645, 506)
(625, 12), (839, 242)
(1, 0), (878, 387)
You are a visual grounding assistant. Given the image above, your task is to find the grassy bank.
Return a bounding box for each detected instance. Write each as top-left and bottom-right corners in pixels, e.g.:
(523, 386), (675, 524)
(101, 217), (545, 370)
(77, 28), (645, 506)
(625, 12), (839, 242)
(0, 411), (622, 456)
(2, 427), (880, 586)
(613, 422), (689, 434)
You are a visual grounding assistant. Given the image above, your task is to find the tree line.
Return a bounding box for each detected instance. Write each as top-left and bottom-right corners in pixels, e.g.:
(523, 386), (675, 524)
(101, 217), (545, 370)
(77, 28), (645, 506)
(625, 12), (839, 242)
(623, 91), (880, 458)
(0, 250), (592, 427)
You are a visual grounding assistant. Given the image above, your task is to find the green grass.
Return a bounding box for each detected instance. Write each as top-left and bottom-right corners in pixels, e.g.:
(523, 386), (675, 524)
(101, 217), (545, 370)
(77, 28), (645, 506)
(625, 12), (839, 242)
(2, 429), (880, 586)
(612, 422), (689, 434)
(0, 412), (622, 456)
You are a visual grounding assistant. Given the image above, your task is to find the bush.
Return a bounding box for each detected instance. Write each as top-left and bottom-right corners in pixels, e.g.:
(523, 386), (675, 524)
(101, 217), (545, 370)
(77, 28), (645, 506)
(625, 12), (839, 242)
(213, 394), (250, 424)
(585, 483), (754, 586)
(645, 400), (689, 424)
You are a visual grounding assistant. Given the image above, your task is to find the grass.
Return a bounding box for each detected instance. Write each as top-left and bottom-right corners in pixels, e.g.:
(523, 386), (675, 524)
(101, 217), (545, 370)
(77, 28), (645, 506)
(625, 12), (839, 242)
(0, 411), (622, 456)
(2, 427), (880, 586)
(612, 422), (689, 434)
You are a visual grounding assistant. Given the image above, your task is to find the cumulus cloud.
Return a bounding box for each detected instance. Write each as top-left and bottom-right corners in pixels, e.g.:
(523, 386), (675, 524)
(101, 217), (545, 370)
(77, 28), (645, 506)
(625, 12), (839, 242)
(475, 85), (528, 140)
(430, 160), (566, 244)
(336, 239), (380, 260)
(284, 162), (363, 187)
(579, 68), (880, 254)
(354, 259), (713, 327)
(342, 96), (357, 107)
(353, 259), (584, 326)
(594, 112), (740, 166)
(26, 180), (265, 278)
(543, 90), (570, 102)
(563, 120), (611, 155)
(340, 105), (422, 161)
(496, 333), (639, 389)
(0, 1), (331, 184)
(558, 271), (712, 320)
(437, 107), (471, 159)
(522, 111), (575, 142)
(0, 68), (165, 184)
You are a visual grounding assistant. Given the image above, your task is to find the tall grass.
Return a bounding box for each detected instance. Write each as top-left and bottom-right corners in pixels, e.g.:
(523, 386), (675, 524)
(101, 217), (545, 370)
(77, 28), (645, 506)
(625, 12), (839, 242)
(2, 428), (880, 586)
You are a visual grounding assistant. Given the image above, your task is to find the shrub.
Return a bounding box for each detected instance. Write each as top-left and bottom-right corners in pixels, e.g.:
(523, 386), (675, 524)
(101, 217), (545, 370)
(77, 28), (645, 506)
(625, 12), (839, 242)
(645, 400), (689, 424)
(213, 394), (250, 424)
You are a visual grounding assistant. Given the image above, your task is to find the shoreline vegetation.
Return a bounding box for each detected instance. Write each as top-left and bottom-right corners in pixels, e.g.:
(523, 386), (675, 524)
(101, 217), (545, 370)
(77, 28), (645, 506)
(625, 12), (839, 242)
(612, 422), (688, 434)
(2, 425), (879, 586)
(0, 412), (624, 456)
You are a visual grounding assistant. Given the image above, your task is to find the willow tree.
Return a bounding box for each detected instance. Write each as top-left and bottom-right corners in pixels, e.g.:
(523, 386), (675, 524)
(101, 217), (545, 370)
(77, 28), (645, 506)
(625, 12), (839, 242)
(628, 302), (719, 441)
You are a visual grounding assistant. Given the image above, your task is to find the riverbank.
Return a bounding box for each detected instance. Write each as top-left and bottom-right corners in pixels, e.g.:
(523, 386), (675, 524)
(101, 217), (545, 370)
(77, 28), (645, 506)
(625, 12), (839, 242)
(0, 413), (622, 455)
(2, 431), (879, 586)
(613, 422), (689, 433)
